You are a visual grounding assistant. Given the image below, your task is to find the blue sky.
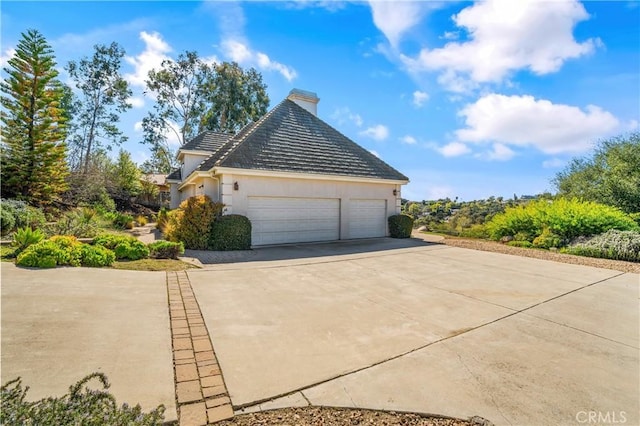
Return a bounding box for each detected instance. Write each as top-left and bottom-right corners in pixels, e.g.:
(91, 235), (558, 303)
(2, 1), (638, 201)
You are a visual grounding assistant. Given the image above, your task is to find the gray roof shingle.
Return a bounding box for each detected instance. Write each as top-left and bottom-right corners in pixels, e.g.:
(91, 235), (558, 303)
(190, 99), (408, 181)
(166, 168), (181, 180)
(180, 131), (231, 152)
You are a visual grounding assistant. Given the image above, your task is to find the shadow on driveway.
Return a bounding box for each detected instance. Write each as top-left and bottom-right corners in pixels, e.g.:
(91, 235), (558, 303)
(185, 237), (440, 265)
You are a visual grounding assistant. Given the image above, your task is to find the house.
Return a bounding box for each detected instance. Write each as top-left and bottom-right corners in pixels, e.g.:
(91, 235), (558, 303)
(138, 174), (170, 207)
(166, 89), (409, 246)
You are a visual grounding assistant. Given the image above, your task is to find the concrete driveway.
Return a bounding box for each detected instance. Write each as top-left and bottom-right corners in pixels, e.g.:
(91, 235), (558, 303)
(189, 239), (639, 426)
(0, 265), (177, 422)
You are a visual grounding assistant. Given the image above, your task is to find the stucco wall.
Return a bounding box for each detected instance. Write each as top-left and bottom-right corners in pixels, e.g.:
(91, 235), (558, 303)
(222, 173), (402, 239)
(182, 153), (209, 178)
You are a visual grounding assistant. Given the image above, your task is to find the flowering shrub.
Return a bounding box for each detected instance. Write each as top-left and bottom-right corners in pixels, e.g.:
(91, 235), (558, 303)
(562, 230), (640, 262)
(0, 373), (165, 425)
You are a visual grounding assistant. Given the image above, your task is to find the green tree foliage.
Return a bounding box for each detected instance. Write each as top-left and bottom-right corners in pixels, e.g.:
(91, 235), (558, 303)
(141, 53), (269, 168)
(201, 62), (269, 133)
(553, 132), (640, 213)
(109, 149), (141, 198)
(66, 42), (132, 174)
(0, 29), (69, 206)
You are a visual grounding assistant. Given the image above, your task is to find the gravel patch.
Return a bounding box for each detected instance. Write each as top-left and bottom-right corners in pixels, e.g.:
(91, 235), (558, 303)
(439, 237), (639, 274)
(218, 406), (490, 426)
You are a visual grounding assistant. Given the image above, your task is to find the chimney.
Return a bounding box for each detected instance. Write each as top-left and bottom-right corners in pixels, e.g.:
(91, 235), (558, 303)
(287, 89), (320, 116)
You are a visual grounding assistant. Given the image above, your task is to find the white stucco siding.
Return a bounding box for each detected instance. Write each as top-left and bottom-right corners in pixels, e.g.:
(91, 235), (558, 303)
(227, 174), (400, 243)
(169, 183), (180, 209)
(182, 153), (209, 178)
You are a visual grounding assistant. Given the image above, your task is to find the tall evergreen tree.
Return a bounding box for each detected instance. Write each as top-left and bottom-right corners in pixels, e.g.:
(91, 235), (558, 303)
(0, 29), (69, 206)
(66, 42), (131, 174)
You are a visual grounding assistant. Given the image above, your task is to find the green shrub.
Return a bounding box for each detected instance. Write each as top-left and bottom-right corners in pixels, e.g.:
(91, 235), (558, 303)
(46, 209), (99, 238)
(113, 240), (149, 260)
(487, 198), (638, 242)
(112, 213), (134, 230)
(209, 215), (252, 251)
(12, 227), (45, 253)
(388, 214), (413, 238)
(78, 244), (116, 267)
(507, 240), (534, 248)
(16, 240), (69, 268)
(148, 240), (185, 259)
(562, 230), (640, 262)
(0, 199), (46, 236)
(167, 196), (224, 250)
(93, 234), (149, 260)
(459, 224), (489, 239)
(92, 233), (129, 249)
(532, 228), (563, 249)
(1, 208), (16, 236)
(0, 373), (164, 425)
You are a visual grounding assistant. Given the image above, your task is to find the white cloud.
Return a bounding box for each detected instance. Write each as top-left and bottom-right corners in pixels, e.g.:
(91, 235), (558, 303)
(401, 135), (417, 145)
(359, 124), (389, 141)
(221, 39), (297, 82)
(124, 31), (172, 88)
(456, 93), (620, 155)
(485, 143), (515, 161)
(412, 90), (429, 107)
(437, 141), (471, 157)
(0, 47), (15, 67)
(368, 2), (434, 48)
(369, 150), (381, 158)
(128, 96), (145, 108)
(402, 0), (598, 92)
(542, 158), (566, 169)
(331, 107), (363, 127)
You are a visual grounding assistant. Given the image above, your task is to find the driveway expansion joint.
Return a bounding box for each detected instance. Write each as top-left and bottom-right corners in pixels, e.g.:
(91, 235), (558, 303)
(167, 271), (233, 426)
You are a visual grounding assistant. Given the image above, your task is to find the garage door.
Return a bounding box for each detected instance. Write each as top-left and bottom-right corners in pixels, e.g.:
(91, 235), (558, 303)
(348, 199), (387, 239)
(247, 197), (340, 246)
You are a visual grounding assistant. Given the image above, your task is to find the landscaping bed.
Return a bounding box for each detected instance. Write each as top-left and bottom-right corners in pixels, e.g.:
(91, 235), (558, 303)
(220, 406), (487, 426)
(437, 235), (640, 274)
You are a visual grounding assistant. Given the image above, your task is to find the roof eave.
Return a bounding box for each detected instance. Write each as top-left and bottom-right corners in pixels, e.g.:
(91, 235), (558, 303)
(212, 166), (409, 185)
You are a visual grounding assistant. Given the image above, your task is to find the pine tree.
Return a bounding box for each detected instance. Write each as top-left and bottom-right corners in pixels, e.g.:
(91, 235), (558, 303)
(1, 29), (69, 206)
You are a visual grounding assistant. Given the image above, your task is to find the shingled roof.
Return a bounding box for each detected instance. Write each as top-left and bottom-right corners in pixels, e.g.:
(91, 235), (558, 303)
(191, 99), (408, 181)
(180, 131), (231, 152)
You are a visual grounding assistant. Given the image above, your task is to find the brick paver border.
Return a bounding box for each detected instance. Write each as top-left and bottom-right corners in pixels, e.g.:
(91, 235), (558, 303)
(167, 271), (234, 426)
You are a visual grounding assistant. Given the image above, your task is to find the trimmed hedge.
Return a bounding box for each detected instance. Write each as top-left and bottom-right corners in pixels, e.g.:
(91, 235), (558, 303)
(388, 214), (413, 238)
(148, 240), (184, 259)
(209, 215), (252, 251)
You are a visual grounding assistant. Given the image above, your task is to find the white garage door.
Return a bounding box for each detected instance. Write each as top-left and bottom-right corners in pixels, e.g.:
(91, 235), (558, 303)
(247, 197), (340, 246)
(348, 199), (387, 239)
